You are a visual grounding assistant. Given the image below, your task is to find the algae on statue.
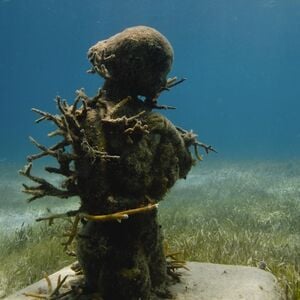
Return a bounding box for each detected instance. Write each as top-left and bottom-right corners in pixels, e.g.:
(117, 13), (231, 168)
(20, 26), (215, 299)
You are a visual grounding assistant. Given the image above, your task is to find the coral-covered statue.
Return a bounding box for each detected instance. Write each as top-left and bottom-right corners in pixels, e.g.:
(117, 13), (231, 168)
(20, 26), (215, 299)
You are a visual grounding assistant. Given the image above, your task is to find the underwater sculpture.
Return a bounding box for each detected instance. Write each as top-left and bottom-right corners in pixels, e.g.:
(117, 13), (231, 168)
(20, 26), (215, 299)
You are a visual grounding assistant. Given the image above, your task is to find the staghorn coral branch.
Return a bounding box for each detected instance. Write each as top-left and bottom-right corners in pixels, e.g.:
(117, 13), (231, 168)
(87, 66), (96, 74)
(55, 106), (83, 145)
(32, 108), (63, 128)
(196, 141), (217, 154)
(32, 95), (86, 145)
(102, 110), (149, 141)
(21, 183), (75, 203)
(99, 64), (112, 79)
(61, 215), (81, 250)
(23, 273), (69, 299)
(166, 77), (186, 89)
(28, 136), (63, 158)
(100, 153), (120, 161)
(48, 129), (65, 138)
(22, 93), (97, 204)
(144, 98), (176, 110)
(80, 99), (88, 120)
(23, 292), (48, 299)
(36, 210), (79, 222)
(44, 166), (74, 177)
(80, 132), (120, 163)
(159, 76), (186, 92)
(149, 103), (176, 110)
(143, 76), (186, 110)
(65, 90), (90, 121)
(88, 50), (115, 78)
(109, 96), (131, 117)
(176, 126), (217, 160)
(79, 203), (158, 222)
(35, 204), (159, 251)
(60, 115), (76, 143)
(193, 144), (203, 161)
(36, 204), (158, 223)
(56, 97), (81, 133)
(56, 96), (68, 115)
(102, 110), (146, 126)
(55, 150), (77, 177)
(27, 137), (74, 162)
(71, 88), (90, 115)
(165, 77), (177, 86)
(80, 212), (129, 222)
(102, 111), (148, 139)
(151, 103), (176, 110)
(19, 163), (76, 202)
(71, 95), (81, 115)
(42, 272), (53, 294)
(90, 63), (112, 79)
(51, 274), (69, 297)
(124, 121), (149, 135)
(75, 88), (89, 101)
(164, 243), (189, 281)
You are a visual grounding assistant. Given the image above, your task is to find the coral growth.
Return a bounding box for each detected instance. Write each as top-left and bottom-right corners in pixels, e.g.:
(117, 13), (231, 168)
(20, 26), (215, 299)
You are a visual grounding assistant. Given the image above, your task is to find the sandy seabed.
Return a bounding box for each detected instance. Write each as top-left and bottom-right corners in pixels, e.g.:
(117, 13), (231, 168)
(0, 158), (299, 233)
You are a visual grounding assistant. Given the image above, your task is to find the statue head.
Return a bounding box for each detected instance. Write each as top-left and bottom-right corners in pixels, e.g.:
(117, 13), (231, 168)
(88, 26), (174, 99)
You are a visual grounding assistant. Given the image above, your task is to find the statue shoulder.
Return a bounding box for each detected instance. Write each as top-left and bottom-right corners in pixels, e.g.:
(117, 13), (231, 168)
(145, 111), (176, 133)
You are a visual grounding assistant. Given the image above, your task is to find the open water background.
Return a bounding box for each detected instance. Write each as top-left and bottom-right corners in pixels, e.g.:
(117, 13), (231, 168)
(0, 0), (300, 229)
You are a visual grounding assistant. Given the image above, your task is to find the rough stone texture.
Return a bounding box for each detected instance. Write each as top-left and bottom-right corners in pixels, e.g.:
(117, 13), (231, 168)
(19, 26), (212, 299)
(74, 96), (193, 299)
(172, 262), (285, 300)
(0, 291), (5, 299)
(72, 26), (193, 299)
(4, 262), (284, 300)
(88, 26), (174, 100)
(20, 26), (194, 300)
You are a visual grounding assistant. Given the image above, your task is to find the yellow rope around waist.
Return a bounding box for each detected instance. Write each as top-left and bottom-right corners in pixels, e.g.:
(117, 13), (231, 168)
(79, 203), (159, 222)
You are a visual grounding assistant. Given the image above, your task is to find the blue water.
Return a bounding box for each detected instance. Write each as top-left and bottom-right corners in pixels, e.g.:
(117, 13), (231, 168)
(1, 0), (300, 162)
(1, 4), (300, 297)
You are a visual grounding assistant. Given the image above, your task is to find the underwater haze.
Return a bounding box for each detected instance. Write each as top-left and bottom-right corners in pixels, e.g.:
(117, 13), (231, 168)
(0, 1), (300, 298)
(1, 0), (300, 161)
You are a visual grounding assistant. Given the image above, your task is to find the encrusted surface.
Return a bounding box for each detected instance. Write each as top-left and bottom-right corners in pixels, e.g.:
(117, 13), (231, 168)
(88, 26), (174, 99)
(5, 262), (284, 300)
(19, 26), (215, 299)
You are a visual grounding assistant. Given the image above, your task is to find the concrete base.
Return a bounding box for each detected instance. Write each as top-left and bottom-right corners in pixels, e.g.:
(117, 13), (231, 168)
(169, 262), (284, 300)
(4, 262), (284, 300)
(4, 266), (75, 300)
